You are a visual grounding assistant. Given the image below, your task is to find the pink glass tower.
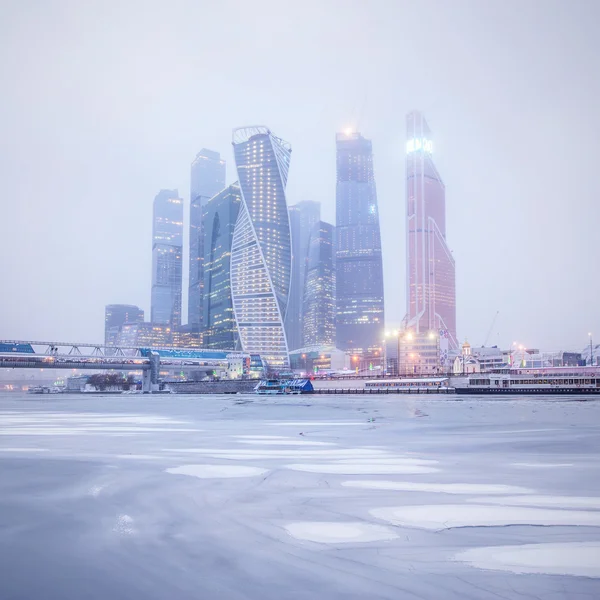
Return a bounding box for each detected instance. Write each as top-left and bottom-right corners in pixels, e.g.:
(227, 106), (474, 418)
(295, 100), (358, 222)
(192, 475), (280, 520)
(405, 111), (457, 349)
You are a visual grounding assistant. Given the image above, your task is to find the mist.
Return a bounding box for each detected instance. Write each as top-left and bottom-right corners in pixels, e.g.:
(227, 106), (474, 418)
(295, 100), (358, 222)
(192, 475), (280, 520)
(0, 0), (598, 351)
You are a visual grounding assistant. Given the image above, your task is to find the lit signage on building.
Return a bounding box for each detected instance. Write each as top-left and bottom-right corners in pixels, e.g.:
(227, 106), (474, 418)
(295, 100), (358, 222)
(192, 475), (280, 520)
(406, 138), (433, 154)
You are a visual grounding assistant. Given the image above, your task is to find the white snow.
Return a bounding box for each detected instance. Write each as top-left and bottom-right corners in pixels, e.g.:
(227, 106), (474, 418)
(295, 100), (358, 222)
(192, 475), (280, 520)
(285, 463), (439, 474)
(113, 514), (135, 535)
(455, 541), (600, 577)
(334, 457), (439, 465)
(342, 481), (533, 494)
(285, 521), (398, 544)
(165, 464), (269, 478)
(370, 504), (600, 530)
(512, 462), (574, 468)
(0, 447), (49, 452)
(471, 495), (600, 509)
(116, 454), (165, 460)
(237, 440), (335, 446)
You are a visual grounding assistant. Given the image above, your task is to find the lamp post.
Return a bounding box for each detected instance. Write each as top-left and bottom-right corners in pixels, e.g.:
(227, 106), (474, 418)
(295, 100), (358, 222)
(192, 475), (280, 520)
(589, 333), (594, 367)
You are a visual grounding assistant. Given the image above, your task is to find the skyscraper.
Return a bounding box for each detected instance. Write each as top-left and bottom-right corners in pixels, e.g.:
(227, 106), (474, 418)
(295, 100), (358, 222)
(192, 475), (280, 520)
(104, 304), (144, 346)
(286, 200), (321, 350)
(151, 189), (183, 327)
(405, 111), (457, 348)
(302, 221), (336, 347)
(230, 126), (292, 369)
(188, 149), (226, 328)
(202, 183), (242, 349)
(335, 131), (384, 352)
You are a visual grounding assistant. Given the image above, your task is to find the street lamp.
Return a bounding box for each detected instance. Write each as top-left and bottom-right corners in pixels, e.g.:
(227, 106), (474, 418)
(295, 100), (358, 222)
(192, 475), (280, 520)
(589, 333), (594, 367)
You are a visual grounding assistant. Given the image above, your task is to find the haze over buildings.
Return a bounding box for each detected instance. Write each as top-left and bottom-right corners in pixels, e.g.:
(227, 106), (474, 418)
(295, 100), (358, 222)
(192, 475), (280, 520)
(1, 1), (599, 350)
(405, 111), (457, 348)
(335, 131), (384, 353)
(286, 201), (321, 350)
(188, 149), (226, 329)
(150, 189), (183, 328)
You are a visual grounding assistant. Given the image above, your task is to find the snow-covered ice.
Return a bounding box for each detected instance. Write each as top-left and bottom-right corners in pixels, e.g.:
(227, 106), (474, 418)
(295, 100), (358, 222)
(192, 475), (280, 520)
(342, 480), (533, 494)
(285, 521), (398, 544)
(165, 464), (269, 478)
(1, 392), (600, 600)
(286, 462), (439, 474)
(455, 541), (600, 577)
(371, 504), (600, 529)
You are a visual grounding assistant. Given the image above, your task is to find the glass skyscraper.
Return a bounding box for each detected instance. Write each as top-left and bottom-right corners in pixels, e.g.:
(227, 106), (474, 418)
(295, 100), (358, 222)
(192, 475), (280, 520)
(151, 189), (183, 327)
(335, 131), (384, 352)
(286, 200), (321, 350)
(230, 126), (292, 369)
(405, 111), (457, 348)
(188, 149), (226, 328)
(202, 183), (242, 349)
(104, 304), (144, 346)
(302, 221), (336, 348)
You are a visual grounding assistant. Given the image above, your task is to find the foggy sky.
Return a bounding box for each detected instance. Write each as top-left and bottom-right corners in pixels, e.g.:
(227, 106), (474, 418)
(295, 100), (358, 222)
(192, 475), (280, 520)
(1, 0), (598, 351)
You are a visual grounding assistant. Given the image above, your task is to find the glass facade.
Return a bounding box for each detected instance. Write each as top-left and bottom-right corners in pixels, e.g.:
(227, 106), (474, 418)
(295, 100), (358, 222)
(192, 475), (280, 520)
(302, 221), (336, 347)
(335, 132), (384, 353)
(230, 126), (292, 369)
(188, 149), (226, 328)
(202, 183), (242, 349)
(104, 304), (144, 346)
(405, 111), (457, 348)
(286, 201), (321, 350)
(151, 189), (183, 327)
(117, 322), (172, 347)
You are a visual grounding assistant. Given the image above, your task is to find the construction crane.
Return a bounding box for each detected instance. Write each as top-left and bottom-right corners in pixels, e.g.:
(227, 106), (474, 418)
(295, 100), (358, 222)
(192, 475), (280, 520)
(483, 311), (500, 347)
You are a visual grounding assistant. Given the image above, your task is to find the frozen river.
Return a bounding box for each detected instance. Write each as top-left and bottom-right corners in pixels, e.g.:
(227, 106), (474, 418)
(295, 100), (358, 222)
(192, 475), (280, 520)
(1, 392), (599, 599)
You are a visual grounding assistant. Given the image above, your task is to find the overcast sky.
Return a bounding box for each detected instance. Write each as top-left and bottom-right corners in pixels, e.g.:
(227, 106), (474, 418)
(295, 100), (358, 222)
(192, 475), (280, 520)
(0, 0), (598, 351)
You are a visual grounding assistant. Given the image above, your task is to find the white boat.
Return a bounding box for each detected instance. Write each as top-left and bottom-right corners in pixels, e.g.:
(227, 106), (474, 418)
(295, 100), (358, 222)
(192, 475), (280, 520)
(456, 367), (600, 395)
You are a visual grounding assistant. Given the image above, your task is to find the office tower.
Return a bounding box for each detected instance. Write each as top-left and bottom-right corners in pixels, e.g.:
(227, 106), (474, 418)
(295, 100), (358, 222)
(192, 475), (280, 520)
(335, 131), (384, 352)
(202, 183), (242, 349)
(104, 304), (144, 346)
(302, 221), (336, 347)
(405, 111), (457, 348)
(189, 149), (226, 328)
(230, 126), (292, 369)
(117, 322), (172, 347)
(286, 201), (321, 350)
(151, 189), (183, 327)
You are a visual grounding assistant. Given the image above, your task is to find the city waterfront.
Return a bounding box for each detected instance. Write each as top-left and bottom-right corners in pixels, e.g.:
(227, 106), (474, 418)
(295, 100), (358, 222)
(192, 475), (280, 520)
(1, 392), (599, 599)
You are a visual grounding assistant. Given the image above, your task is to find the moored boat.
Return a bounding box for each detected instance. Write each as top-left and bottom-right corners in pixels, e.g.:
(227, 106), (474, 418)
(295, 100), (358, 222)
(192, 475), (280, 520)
(255, 379), (314, 395)
(455, 367), (600, 395)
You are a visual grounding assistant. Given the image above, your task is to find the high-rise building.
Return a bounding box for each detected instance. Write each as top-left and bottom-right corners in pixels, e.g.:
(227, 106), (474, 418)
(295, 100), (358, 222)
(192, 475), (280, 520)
(188, 149), (226, 328)
(302, 221), (336, 347)
(104, 304), (144, 346)
(117, 322), (172, 347)
(405, 111), (457, 348)
(286, 201), (321, 350)
(335, 131), (384, 353)
(230, 126), (292, 369)
(202, 183), (242, 349)
(151, 189), (183, 328)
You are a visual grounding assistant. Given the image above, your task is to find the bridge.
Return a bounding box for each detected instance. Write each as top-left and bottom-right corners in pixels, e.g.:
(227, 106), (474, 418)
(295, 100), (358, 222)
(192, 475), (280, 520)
(0, 340), (248, 393)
